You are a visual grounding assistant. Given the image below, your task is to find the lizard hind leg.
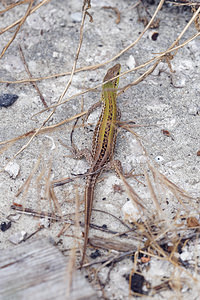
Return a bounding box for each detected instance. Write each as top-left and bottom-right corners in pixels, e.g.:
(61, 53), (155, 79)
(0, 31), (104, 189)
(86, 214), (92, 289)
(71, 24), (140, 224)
(71, 147), (93, 164)
(105, 159), (136, 179)
(59, 137), (93, 163)
(103, 159), (124, 176)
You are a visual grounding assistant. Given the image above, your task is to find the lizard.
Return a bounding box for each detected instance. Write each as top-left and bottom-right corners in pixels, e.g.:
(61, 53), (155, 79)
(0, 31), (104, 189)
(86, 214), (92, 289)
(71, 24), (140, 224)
(71, 64), (122, 267)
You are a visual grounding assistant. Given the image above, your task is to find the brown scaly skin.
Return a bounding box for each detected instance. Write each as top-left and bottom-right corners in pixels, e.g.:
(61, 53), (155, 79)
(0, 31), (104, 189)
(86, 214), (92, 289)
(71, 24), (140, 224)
(69, 64), (121, 267)
(79, 64), (121, 267)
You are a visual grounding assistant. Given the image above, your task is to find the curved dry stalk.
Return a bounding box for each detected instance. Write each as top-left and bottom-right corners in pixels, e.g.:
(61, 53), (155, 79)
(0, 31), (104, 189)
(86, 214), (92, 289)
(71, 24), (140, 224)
(0, 0), (50, 35)
(65, 185), (80, 298)
(0, 0), (29, 14)
(0, 111), (86, 146)
(18, 45), (48, 108)
(0, 0), (34, 59)
(168, 5), (200, 51)
(1, 0), (199, 95)
(114, 164), (146, 211)
(102, 6), (121, 24)
(1, 1), (91, 169)
(167, 1), (200, 7)
(15, 154), (41, 197)
(28, 24), (200, 118)
(3, 0), (199, 88)
(0, 0), (165, 83)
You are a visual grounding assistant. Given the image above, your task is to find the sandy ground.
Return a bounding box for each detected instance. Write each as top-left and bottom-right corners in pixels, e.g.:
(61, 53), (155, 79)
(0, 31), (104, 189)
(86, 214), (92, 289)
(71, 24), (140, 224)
(0, 0), (200, 299)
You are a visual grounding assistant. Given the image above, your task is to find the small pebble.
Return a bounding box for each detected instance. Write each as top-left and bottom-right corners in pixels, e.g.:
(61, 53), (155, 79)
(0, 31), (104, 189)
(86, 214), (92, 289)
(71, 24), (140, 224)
(126, 55), (136, 69)
(181, 285), (189, 293)
(122, 200), (143, 222)
(5, 161), (20, 179)
(45, 135), (56, 150)
(59, 21), (66, 27)
(180, 251), (192, 261)
(172, 73), (186, 88)
(188, 105), (198, 115)
(71, 12), (82, 22)
(53, 51), (59, 58)
(7, 214), (21, 222)
(0, 94), (18, 107)
(9, 231), (27, 244)
(1, 221), (11, 232)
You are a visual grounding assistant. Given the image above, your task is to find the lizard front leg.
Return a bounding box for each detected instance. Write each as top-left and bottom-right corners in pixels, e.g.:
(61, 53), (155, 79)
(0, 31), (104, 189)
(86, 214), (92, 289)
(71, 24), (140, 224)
(68, 116), (93, 165)
(84, 101), (102, 123)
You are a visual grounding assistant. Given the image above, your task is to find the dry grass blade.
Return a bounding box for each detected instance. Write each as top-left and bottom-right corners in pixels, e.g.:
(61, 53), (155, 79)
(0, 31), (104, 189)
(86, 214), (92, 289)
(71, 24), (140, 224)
(29, 23), (200, 116)
(0, 0), (34, 59)
(0, 141), (15, 155)
(1, 0), (91, 170)
(15, 154), (41, 197)
(118, 123), (144, 141)
(93, 208), (131, 229)
(0, 0), (29, 14)
(0, 111), (86, 147)
(119, 61), (160, 94)
(46, 160), (63, 217)
(65, 185), (80, 298)
(19, 45), (48, 108)
(144, 169), (162, 215)
(0, 0), (164, 83)
(114, 163), (146, 211)
(49, 186), (63, 216)
(0, 29), (199, 86)
(10, 205), (75, 224)
(89, 236), (137, 252)
(0, 0), (50, 35)
(102, 6), (121, 24)
(149, 163), (193, 200)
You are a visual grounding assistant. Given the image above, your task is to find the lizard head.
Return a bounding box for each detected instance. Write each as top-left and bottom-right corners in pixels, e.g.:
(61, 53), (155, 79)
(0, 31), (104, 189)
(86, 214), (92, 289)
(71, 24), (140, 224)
(103, 64), (121, 89)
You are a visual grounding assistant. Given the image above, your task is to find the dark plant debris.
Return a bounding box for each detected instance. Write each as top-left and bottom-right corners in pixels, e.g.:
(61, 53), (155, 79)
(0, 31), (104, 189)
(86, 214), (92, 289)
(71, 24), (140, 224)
(125, 272), (146, 294)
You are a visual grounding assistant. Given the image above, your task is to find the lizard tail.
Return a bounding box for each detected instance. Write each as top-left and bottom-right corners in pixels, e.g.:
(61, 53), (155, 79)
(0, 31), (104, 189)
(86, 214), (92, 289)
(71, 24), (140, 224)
(80, 181), (94, 268)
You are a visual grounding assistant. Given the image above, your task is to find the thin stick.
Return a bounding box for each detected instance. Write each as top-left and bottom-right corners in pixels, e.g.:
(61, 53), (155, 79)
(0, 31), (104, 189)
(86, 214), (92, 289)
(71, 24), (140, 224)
(102, 6), (121, 24)
(0, 0), (50, 35)
(0, 0), (34, 59)
(65, 185), (80, 298)
(115, 164), (146, 210)
(0, 0), (164, 82)
(10, 204), (75, 223)
(19, 44), (48, 108)
(15, 155), (41, 197)
(0, 111), (86, 147)
(0, 0), (29, 14)
(2, 0), (91, 170)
